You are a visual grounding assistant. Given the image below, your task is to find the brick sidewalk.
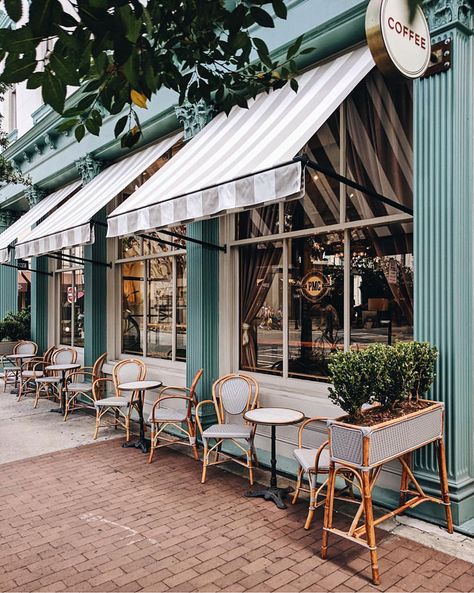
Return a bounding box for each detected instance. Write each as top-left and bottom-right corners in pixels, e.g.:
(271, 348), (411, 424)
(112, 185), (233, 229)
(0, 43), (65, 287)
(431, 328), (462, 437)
(0, 440), (473, 592)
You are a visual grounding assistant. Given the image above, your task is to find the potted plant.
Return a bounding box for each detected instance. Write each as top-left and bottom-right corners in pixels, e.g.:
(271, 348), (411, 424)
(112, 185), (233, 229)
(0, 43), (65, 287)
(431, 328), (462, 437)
(0, 310), (31, 356)
(327, 342), (443, 468)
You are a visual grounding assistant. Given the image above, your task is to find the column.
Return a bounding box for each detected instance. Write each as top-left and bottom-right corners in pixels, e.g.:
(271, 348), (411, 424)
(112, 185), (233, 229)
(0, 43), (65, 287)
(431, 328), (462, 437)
(75, 154), (107, 367)
(0, 211), (20, 320)
(186, 220), (220, 414)
(414, 0), (474, 528)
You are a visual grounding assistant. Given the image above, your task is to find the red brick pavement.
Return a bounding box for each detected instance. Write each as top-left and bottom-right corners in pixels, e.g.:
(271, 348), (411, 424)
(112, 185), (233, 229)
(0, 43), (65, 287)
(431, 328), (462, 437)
(0, 440), (473, 592)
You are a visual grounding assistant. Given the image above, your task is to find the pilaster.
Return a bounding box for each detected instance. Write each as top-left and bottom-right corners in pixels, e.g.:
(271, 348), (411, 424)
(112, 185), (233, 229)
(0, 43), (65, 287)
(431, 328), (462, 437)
(414, 0), (474, 527)
(186, 220), (220, 416)
(175, 100), (215, 142)
(0, 211), (20, 319)
(30, 256), (49, 352)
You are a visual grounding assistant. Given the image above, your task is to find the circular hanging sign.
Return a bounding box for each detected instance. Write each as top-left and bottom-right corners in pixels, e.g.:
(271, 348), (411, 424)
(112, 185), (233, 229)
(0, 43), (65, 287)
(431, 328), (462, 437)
(301, 272), (329, 302)
(366, 0), (431, 79)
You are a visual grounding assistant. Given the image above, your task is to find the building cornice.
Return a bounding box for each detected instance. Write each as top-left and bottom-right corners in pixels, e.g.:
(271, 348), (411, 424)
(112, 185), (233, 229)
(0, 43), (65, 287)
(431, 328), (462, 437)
(423, 0), (474, 34)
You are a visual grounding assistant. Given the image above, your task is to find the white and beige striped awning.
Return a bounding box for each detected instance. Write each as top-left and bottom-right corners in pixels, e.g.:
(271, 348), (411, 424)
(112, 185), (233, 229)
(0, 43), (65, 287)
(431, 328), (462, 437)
(107, 45), (375, 238)
(0, 181), (81, 264)
(15, 134), (180, 259)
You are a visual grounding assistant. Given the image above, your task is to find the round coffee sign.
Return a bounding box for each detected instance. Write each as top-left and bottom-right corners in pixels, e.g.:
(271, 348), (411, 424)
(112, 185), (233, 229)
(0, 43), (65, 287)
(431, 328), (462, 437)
(366, 0), (431, 79)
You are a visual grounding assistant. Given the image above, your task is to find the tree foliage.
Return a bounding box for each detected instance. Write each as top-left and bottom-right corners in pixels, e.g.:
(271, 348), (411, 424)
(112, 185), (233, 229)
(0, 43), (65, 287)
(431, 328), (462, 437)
(0, 0), (311, 148)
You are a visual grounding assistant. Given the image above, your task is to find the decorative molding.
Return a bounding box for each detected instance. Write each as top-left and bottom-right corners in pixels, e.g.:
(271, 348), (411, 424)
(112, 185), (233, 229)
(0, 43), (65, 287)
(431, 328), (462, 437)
(43, 133), (56, 150)
(75, 153), (104, 185)
(0, 210), (20, 228)
(21, 151), (31, 164)
(25, 185), (46, 208)
(175, 99), (215, 141)
(33, 142), (43, 156)
(423, 0), (474, 32)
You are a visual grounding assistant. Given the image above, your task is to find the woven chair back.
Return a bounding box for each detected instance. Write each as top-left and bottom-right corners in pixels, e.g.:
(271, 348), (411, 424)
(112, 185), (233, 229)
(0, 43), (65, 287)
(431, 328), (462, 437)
(14, 341), (38, 355)
(189, 368), (204, 400)
(43, 346), (56, 363)
(52, 348), (77, 365)
(113, 359), (146, 390)
(92, 352), (108, 381)
(213, 374), (259, 424)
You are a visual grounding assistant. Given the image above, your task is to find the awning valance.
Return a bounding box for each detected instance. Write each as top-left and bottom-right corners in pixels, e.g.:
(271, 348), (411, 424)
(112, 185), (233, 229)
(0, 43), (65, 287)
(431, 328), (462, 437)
(0, 181), (82, 264)
(15, 134), (180, 259)
(107, 45), (375, 238)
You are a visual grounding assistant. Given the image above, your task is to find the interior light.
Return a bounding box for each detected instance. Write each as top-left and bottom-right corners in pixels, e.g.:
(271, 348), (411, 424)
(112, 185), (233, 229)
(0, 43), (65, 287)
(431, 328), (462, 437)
(349, 192), (354, 198)
(313, 174), (319, 181)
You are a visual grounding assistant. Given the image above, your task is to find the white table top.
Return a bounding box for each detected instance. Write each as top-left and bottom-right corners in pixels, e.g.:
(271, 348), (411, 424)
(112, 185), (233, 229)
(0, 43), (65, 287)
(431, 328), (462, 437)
(118, 380), (162, 391)
(7, 354), (36, 359)
(244, 407), (305, 426)
(46, 363), (81, 371)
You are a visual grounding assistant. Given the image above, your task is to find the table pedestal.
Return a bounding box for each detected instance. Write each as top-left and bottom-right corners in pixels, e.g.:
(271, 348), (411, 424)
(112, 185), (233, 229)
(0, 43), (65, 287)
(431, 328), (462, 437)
(246, 425), (293, 509)
(122, 390), (149, 453)
(50, 370), (68, 414)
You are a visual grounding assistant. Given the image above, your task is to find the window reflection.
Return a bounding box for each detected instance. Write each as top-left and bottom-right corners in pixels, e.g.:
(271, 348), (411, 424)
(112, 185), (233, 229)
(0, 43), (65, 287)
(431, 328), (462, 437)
(176, 256), (187, 361)
(122, 261), (144, 355)
(59, 269), (85, 347)
(147, 259), (173, 359)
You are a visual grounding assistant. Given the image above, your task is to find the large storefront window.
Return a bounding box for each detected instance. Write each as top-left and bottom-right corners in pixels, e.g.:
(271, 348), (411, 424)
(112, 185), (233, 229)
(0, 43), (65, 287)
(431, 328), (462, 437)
(57, 249), (85, 347)
(237, 70), (413, 382)
(119, 232), (186, 362)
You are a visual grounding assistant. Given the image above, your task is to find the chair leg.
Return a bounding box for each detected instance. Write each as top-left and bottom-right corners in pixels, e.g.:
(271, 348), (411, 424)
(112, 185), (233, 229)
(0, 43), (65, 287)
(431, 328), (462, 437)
(247, 449), (254, 486)
(201, 440), (208, 483)
(321, 462), (336, 560)
(304, 472), (318, 530)
(148, 426), (155, 464)
(93, 410), (100, 440)
(125, 414), (130, 442)
(292, 467), (303, 504)
(187, 419), (199, 460)
(362, 470), (380, 585)
(33, 385), (41, 409)
(437, 438), (454, 533)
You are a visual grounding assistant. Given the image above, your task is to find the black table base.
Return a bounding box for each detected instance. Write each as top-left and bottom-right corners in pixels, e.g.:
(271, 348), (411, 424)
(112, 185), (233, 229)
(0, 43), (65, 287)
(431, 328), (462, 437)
(122, 391), (149, 454)
(246, 486), (293, 509)
(122, 438), (150, 453)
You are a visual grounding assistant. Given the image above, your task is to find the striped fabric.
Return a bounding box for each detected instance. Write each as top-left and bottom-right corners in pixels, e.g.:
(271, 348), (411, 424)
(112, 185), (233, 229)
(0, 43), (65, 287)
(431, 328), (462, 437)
(0, 181), (81, 263)
(15, 134), (181, 259)
(107, 46), (375, 238)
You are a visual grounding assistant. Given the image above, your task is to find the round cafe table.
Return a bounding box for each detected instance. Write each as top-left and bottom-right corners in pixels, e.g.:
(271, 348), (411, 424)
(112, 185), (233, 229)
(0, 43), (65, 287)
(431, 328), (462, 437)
(4, 353), (36, 394)
(45, 363), (81, 414)
(244, 407), (305, 509)
(119, 380), (162, 453)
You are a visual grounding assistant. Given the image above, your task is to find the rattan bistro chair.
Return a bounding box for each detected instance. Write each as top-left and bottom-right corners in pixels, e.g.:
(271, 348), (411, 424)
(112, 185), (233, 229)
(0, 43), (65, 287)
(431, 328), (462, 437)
(63, 352), (107, 421)
(92, 359), (146, 440)
(196, 373), (259, 485)
(292, 416), (354, 530)
(17, 346), (56, 401)
(148, 368), (203, 464)
(1, 341), (38, 391)
(33, 347), (77, 408)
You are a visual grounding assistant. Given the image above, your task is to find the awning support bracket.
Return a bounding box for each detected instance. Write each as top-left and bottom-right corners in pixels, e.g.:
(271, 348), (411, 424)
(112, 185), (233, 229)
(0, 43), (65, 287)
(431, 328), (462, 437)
(46, 253), (112, 269)
(160, 229), (226, 253)
(139, 234), (186, 250)
(294, 155), (414, 217)
(0, 262), (53, 276)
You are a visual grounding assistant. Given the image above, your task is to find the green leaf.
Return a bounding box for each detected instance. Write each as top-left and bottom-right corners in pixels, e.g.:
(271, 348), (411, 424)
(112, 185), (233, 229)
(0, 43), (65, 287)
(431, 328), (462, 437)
(50, 52), (80, 86)
(119, 5), (142, 43)
(290, 78), (299, 93)
(114, 115), (128, 137)
(0, 53), (37, 84)
(85, 117), (100, 136)
(26, 72), (45, 89)
(75, 124), (85, 142)
(272, 0), (287, 19)
(249, 7), (275, 28)
(56, 118), (79, 133)
(287, 35), (303, 60)
(121, 129), (141, 149)
(29, 0), (62, 36)
(42, 70), (66, 113)
(76, 94), (97, 111)
(4, 0), (22, 22)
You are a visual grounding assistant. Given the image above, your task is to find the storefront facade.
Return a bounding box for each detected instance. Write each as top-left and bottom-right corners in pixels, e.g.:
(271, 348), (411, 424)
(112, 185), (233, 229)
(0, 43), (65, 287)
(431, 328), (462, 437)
(0, 0), (472, 531)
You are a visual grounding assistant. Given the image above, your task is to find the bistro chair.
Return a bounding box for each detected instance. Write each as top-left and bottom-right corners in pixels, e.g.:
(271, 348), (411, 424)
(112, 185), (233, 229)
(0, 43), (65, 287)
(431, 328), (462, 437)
(196, 373), (259, 485)
(92, 358), (146, 440)
(17, 346), (56, 401)
(292, 416), (355, 530)
(33, 347), (77, 408)
(1, 341), (38, 392)
(63, 352), (107, 421)
(148, 368), (203, 464)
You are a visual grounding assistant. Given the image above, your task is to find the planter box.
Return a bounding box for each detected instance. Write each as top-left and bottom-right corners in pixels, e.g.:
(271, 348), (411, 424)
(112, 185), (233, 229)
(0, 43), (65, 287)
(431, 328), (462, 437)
(327, 400), (444, 469)
(0, 341), (16, 357)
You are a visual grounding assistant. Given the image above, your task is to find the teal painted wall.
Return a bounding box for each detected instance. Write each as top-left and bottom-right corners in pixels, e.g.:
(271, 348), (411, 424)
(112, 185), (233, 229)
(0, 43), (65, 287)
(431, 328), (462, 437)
(0, 257), (17, 321)
(30, 257), (49, 352)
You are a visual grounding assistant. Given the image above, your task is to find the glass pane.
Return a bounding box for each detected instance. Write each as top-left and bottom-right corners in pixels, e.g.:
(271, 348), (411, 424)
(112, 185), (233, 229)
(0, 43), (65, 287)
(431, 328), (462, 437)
(345, 70), (412, 222)
(121, 261), (144, 355)
(146, 259), (173, 359)
(239, 243), (283, 376)
(74, 270), (85, 347)
(59, 271), (73, 346)
(120, 236), (141, 258)
(176, 256), (187, 362)
(143, 225), (186, 255)
(351, 226), (413, 349)
(237, 205), (280, 239)
(288, 233), (344, 381)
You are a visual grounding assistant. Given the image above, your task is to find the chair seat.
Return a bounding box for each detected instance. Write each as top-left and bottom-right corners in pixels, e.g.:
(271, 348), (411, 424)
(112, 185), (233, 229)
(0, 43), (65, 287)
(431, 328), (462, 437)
(22, 370), (44, 378)
(203, 424), (252, 440)
(4, 366), (20, 372)
(293, 447), (331, 472)
(95, 397), (130, 408)
(35, 376), (60, 384)
(68, 382), (92, 392)
(148, 407), (187, 423)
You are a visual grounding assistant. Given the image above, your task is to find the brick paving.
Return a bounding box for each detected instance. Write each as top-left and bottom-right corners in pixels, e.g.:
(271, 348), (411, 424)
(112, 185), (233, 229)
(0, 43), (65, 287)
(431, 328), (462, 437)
(0, 439), (473, 592)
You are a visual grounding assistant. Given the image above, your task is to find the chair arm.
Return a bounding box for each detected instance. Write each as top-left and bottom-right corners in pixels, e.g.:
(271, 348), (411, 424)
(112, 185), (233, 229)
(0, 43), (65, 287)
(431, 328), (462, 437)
(297, 416), (330, 448)
(92, 377), (114, 401)
(195, 399), (216, 436)
(151, 391), (194, 415)
(158, 385), (191, 397)
(313, 440), (330, 473)
(67, 371), (94, 384)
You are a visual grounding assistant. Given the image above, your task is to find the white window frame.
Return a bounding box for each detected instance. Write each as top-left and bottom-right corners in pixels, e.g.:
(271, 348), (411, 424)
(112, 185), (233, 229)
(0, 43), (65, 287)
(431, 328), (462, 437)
(54, 253), (85, 351)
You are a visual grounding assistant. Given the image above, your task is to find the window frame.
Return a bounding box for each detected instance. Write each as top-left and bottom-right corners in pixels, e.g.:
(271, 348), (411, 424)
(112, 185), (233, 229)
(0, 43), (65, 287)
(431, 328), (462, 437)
(55, 253), (85, 349)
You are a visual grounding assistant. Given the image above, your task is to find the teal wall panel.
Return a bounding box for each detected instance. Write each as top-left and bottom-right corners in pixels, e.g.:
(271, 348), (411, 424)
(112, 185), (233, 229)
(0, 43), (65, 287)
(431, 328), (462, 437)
(30, 257), (49, 353)
(0, 258), (17, 321)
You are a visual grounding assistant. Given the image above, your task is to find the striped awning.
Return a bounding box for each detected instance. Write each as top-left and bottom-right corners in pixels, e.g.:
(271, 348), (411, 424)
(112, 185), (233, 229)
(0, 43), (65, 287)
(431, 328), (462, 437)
(107, 45), (375, 238)
(15, 134), (180, 259)
(0, 181), (81, 264)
